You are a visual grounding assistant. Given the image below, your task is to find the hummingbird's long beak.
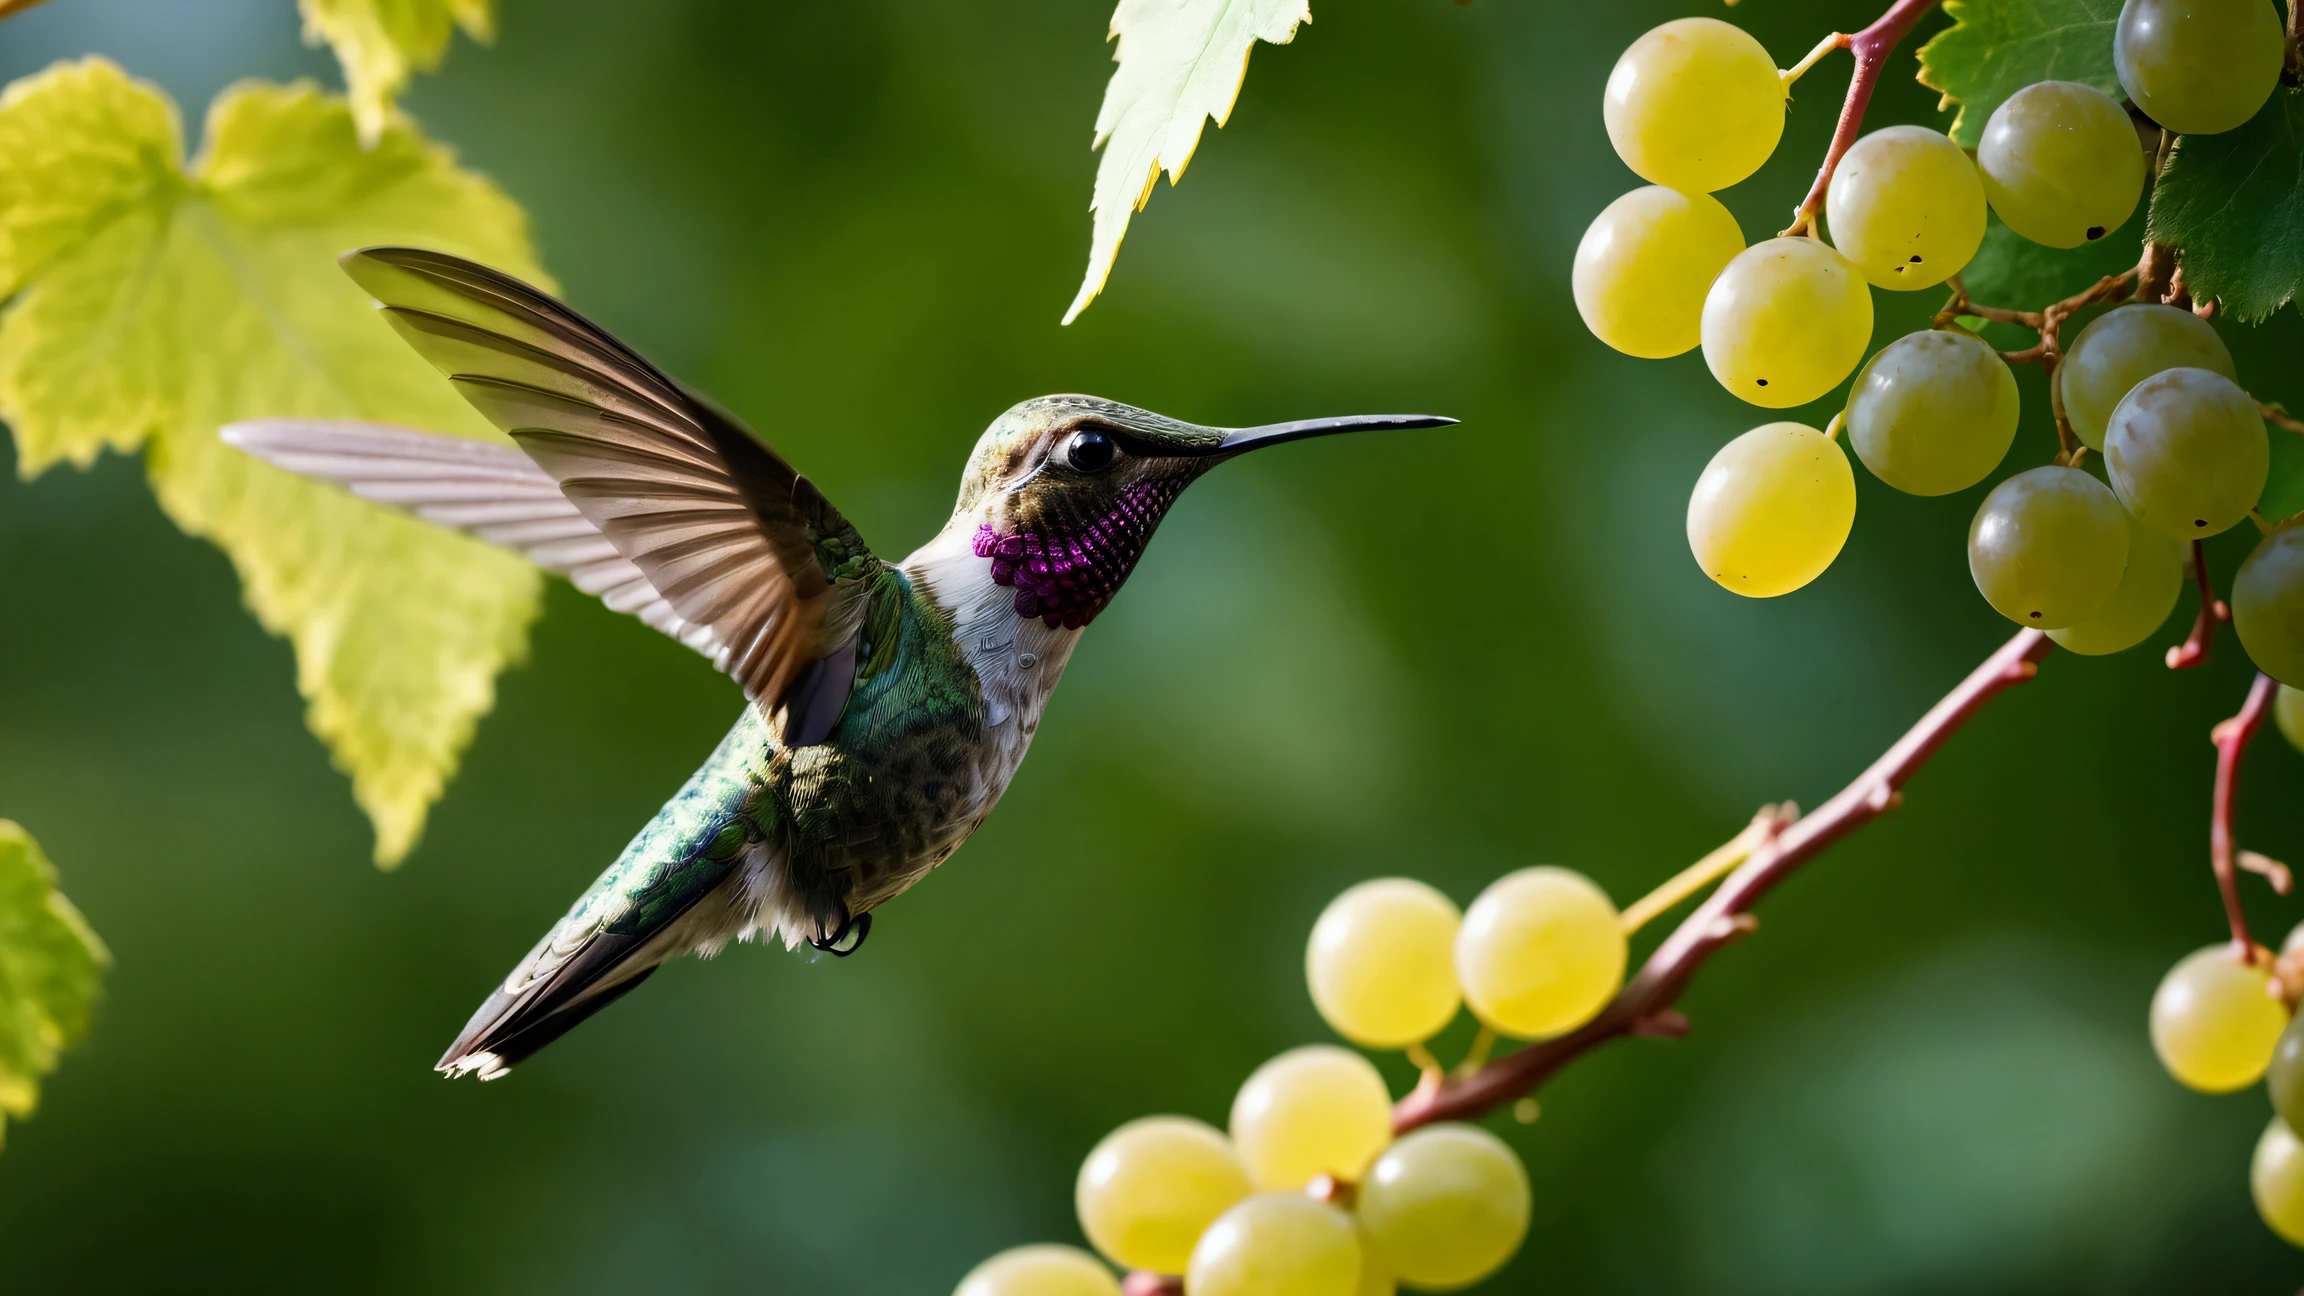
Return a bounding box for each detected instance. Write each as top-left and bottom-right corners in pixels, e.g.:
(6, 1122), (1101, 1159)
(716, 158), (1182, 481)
(1214, 413), (1458, 454)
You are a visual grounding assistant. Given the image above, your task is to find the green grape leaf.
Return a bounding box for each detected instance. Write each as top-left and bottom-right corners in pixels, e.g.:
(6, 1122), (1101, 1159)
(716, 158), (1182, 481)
(0, 58), (549, 866)
(2146, 89), (2304, 323)
(1915, 0), (2123, 147)
(1063, 0), (1310, 324)
(297, 0), (493, 147)
(0, 820), (107, 1150)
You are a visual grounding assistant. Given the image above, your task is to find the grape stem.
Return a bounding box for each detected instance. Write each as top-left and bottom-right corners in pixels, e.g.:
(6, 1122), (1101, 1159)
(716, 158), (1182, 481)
(2210, 673), (2280, 959)
(1779, 0), (1945, 238)
(2258, 399), (2304, 436)
(1389, 628), (2055, 1134)
(2167, 539), (2231, 671)
(1933, 270), (2139, 463)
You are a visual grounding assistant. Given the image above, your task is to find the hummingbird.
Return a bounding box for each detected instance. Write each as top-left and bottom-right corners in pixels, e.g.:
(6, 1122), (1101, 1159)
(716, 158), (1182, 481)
(223, 247), (1452, 1080)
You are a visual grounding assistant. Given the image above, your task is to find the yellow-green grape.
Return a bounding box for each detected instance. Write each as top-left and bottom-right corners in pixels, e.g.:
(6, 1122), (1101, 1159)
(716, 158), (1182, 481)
(2058, 303), (2237, 451)
(1700, 237), (1875, 408)
(1351, 1229), (1396, 1296)
(1455, 866), (1626, 1040)
(2278, 684), (2304, 753)
(2048, 520), (2185, 655)
(1824, 125), (1986, 290)
(1976, 81), (2145, 248)
(2104, 367), (2269, 540)
(1967, 466), (2131, 628)
(2148, 944), (2288, 1092)
(2235, 526), (2304, 685)
(1603, 17), (1785, 192)
(1357, 1125), (1532, 1290)
(1573, 186), (1746, 359)
(1229, 1045), (1394, 1192)
(956, 1246), (1124, 1296)
(1686, 422), (1857, 598)
(1846, 329), (2020, 495)
(2255, 1117), (2304, 1247)
(1075, 1116), (1252, 1275)
(1305, 879), (1463, 1049)
(1185, 1194), (1362, 1296)
(2117, 0), (2285, 136)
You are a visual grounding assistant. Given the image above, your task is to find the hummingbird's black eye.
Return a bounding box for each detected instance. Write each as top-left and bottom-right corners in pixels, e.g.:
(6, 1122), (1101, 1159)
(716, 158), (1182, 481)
(1064, 429), (1118, 473)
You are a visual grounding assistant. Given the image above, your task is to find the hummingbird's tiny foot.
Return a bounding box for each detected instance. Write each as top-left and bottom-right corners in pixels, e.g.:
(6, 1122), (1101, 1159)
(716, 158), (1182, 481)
(810, 910), (872, 957)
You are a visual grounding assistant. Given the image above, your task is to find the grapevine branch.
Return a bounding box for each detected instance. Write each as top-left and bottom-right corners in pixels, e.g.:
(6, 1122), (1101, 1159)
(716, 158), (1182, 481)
(1780, 0), (1945, 237)
(1117, 637), (2057, 1291)
(1390, 628), (2054, 1132)
(2210, 673), (2280, 958)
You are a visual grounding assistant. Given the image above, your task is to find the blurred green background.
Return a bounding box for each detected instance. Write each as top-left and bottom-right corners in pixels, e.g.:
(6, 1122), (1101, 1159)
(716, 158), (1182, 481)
(4, 0), (2303, 1290)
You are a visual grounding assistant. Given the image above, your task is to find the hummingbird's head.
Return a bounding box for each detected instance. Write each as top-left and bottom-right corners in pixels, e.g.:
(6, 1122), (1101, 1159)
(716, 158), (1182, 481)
(950, 395), (1453, 630)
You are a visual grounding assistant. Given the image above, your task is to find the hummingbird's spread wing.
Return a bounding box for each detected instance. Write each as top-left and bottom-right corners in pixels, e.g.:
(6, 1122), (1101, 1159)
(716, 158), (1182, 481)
(330, 245), (882, 746)
(221, 419), (723, 654)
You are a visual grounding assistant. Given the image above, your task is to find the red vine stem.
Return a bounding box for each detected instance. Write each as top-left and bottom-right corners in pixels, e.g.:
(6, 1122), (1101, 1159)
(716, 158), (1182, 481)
(2210, 673), (2279, 958)
(2167, 540), (2230, 671)
(1392, 628), (2054, 1132)
(1782, 0), (1946, 237)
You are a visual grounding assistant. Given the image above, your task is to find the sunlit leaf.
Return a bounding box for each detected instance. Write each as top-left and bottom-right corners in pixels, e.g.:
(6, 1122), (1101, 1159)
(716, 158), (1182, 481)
(1915, 0), (2121, 148)
(1063, 0), (1311, 325)
(0, 820), (107, 1151)
(2146, 89), (2304, 324)
(298, 0), (494, 147)
(0, 58), (550, 865)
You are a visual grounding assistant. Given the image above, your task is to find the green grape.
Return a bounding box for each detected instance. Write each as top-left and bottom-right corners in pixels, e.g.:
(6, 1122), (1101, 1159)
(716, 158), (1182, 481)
(1229, 1045), (1394, 1192)
(2234, 526), (2304, 686)
(1351, 1229), (1396, 1296)
(2117, 0), (2285, 136)
(1185, 1194), (1362, 1296)
(1574, 186), (1746, 359)
(1076, 1116), (1252, 1275)
(2279, 684), (2304, 753)
(1687, 422), (1857, 598)
(1846, 329), (2020, 495)
(2058, 304), (2236, 451)
(1824, 125), (1987, 290)
(1455, 866), (1626, 1040)
(1967, 466), (2131, 628)
(1700, 237), (1875, 408)
(2048, 520), (2184, 655)
(2255, 1117), (2304, 1247)
(956, 1246), (1124, 1296)
(1306, 879), (1463, 1049)
(1603, 18), (1785, 193)
(1976, 81), (2146, 248)
(1357, 1124), (1531, 1290)
(2149, 944), (2288, 1092)
(2269, 1013), (2304, 1135)
(2104, 367), (2269, 540)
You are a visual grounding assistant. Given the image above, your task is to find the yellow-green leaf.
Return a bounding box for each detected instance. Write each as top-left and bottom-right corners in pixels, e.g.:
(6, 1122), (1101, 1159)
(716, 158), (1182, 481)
(1063, 0), (1311, 325)
(0, 820), (107, 1150)
(298, 0), (494, 147)
(0, 58), (550, 866)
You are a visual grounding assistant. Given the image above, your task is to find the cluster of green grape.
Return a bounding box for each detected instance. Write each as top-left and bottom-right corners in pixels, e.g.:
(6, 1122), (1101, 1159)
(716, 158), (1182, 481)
(1572, 6), (2303, 684)
(955, 869), (1635, 1295)
(2142, 693), (2304, 1244)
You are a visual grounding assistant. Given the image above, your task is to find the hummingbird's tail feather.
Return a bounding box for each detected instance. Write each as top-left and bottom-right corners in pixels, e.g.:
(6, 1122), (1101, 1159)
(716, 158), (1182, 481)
(437, 927), (681, 1080)
(437, 751), (766, 1078)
